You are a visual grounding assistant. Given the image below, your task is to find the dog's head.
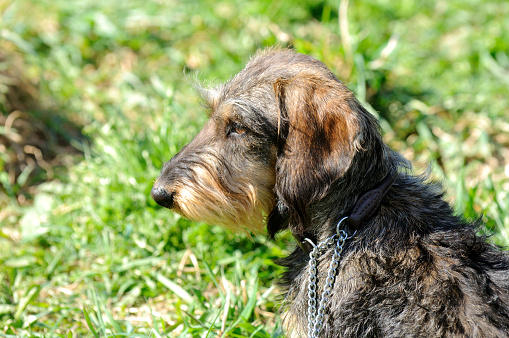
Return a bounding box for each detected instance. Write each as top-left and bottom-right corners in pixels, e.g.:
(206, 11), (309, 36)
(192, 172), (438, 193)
(152, 49), (382, 237)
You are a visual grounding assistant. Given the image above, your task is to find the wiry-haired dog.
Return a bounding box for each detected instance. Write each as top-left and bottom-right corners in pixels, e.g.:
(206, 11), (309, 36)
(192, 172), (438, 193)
(152, 49), (509, 337)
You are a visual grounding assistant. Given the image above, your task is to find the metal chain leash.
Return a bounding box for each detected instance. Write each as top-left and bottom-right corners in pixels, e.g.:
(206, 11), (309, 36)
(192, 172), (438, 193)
(305, 217), (353, 338)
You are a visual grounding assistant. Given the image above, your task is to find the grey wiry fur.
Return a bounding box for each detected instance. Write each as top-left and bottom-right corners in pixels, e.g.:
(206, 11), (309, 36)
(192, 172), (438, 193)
(152, 48), (509, 337)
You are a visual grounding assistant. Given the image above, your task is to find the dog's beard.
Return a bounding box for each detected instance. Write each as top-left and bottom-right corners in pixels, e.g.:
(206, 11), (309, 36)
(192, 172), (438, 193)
(173, 164), (276, 234)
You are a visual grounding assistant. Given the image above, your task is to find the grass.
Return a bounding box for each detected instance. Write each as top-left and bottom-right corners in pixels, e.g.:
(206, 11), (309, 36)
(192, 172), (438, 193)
(0, 0), (508, 336)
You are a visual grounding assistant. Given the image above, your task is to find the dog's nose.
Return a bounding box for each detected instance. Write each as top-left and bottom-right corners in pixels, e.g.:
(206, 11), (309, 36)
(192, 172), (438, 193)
(151, 186), (175, 209)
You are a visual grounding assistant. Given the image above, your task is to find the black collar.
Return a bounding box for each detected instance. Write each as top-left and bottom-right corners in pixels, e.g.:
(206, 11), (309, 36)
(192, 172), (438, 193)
(295, 170), (397, 254)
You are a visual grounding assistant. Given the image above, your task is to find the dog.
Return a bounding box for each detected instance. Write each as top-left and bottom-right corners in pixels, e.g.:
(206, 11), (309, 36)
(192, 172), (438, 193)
(151, 49), (509, 337)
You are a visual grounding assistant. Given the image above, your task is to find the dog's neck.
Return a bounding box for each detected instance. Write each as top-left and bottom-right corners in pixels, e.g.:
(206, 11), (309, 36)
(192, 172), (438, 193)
(294, 169), (397, 253)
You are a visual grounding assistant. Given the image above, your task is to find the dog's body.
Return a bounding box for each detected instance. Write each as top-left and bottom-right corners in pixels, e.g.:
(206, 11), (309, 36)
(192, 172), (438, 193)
(152, 49), (509, 337)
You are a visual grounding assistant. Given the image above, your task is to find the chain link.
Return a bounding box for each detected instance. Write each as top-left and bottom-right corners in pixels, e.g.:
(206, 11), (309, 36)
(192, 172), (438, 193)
(306, 217), (353, 338)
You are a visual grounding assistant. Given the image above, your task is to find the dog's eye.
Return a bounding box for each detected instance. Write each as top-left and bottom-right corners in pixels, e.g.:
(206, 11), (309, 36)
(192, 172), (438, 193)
(227, 122), (246, 137)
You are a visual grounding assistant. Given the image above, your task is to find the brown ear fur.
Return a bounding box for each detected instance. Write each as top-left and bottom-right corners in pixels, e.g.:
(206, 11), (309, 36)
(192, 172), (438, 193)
(271, 72), (360, 237)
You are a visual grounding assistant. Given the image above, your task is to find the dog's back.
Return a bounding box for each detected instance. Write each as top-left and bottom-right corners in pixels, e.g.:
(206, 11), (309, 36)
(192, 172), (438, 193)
(280, 173), (509, 337)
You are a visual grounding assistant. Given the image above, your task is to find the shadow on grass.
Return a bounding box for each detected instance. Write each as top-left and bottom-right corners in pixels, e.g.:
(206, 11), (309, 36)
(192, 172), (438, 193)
(0, 51), (85, 204)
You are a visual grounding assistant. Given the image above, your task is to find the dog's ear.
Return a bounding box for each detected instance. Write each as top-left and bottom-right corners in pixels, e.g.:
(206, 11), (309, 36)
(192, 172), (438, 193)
(269, 73), (359, 237)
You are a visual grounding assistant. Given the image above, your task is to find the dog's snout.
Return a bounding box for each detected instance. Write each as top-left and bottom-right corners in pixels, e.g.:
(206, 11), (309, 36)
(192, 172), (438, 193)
(151, 186), (175, 209)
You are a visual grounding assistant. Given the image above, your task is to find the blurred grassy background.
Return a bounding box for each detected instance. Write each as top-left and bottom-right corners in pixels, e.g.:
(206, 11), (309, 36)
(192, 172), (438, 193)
(0, 0), (508, 336)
